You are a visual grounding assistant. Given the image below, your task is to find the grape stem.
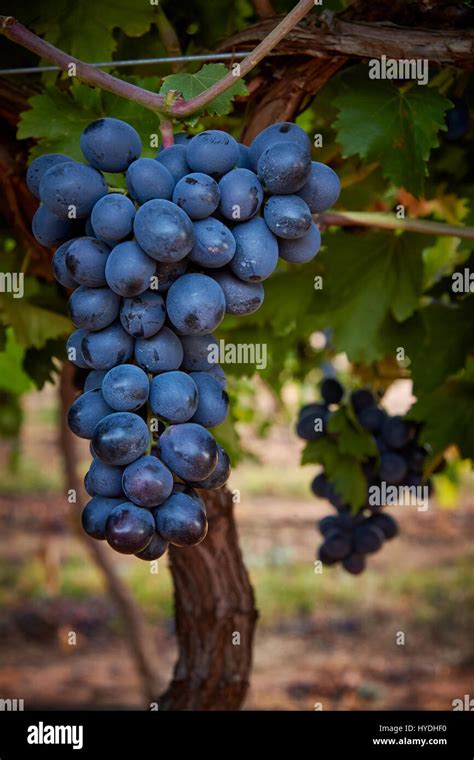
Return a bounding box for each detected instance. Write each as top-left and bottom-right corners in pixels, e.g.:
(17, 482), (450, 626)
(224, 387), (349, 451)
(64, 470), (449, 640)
(0, 0), (315, 117)
(318, 211), (474, 240)
(160, 119), (175, 148)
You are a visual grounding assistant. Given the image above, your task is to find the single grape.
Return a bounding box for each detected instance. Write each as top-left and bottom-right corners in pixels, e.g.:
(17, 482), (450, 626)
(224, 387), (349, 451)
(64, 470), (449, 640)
(210, 270), (264, 316)
(353, 524), (385, 554)
(67, 389), (113, 439)
(155, 144), (191, 182)
(87, 459), (125, 498)
(186, 130), (240, 176)
(82, 496), (124, 540)
(249, 121), (310, 170)
(32, 205), (81, 247)
(102, 364), (150, 412)
(296, 161), (341, 213)
(122, 455), (174, 508)
(318, 515), (340, 536)
(322, 530), (351, 561)
(134, 199), (194, 262)
(126, 157), (174, 204)
(153, 491), (208, 547)
(321, 378), (344, 405)
(90, 194), (135, 244)
(65, 237), (110, 288)
(80, 117), (141, 172)
(382, 416), (412, 450)
(230, 217), (279, 282)
(84, 369), (107, 392)
(82, 323), (134, 370)
(257, 141), (311, 194)
(92, 412), (150, 465)
(188, 444), (231, 489)
(343, 553), (366, 575)
(27, 153), (73, 198)
(149, 371), (198, 423)
(311, 472), (329, 498)
(278, 223), (321, 263)
(318, 544), (338, 566)
(189, 218), (236, 268)
(105, 502), (155, 554)
(180, 334), (218, 371)
(134, 326), (184, 373)
(296, 404), (329, 440)
(39, 162), (108, 219)
(350, 389), (375, 415)
(120, 290), (166, 338)
(84, 469), (96, 497)
(66, 329), (89, 368)
(358, 406), (386, 434)
(189, 371), (229, 428)
(105, 240), (156, 297)
(135, 531), (169, 561)
(263, 195), (312, 239)
(166, 273), (226, 335)
(158, 422), (218, 481)
(369, 513), (398, 540)
(68, 286), (120, 331)
(52, 240), (78, 288)
(218, 168), (263, 221)
(172, 173), (220, 219)
(380, 452), (408, 485)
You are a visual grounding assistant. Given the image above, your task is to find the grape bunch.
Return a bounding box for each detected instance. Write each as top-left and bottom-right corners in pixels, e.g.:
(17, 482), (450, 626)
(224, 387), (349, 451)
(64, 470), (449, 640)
(28, 117), (340, 561)
(297, 379), (442, 575)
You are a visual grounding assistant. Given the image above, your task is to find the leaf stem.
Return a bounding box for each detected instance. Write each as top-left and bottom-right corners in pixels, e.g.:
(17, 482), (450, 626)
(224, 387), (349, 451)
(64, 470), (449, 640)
(317, 211), (474, 240)
(0, 1), (315, 117)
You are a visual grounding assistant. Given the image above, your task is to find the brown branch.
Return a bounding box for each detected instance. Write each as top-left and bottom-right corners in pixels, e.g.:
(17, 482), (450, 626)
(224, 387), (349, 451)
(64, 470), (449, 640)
(156, 7), (182, 73)
(317, 211), (474, 240)
(59, 363), (162, 704)
(222, 10), (474, 68)
(0, 1), (316, 117)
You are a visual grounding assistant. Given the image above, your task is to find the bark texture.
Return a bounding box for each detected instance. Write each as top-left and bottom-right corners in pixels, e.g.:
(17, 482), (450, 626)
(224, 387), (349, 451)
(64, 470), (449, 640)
(160, 488), (258, 710)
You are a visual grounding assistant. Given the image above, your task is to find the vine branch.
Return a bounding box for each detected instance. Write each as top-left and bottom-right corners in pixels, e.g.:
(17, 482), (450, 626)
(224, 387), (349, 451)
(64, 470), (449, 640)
(318, 211), (474, 240)
(0, 0), (315, 116)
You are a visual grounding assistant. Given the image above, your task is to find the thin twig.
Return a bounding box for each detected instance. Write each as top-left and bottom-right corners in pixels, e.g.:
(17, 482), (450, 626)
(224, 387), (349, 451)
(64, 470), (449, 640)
(0, 1), (315, 116)
(160, 119), (175, 148)
(318, 211), (474, 240)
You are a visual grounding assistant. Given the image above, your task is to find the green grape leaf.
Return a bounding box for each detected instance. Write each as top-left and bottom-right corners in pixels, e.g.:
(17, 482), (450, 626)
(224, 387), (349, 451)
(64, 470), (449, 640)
(328, 408), (378, 460)
(408, 360), (474, 459)
(403, 299), (474, 395)
(302, 437), (367, 509)
(0, 295), (72, 350)
(160, 64), (247, 116)
(334, 66), (451, 194)
(15, 0), (159, 63)
(0, 329), (33, 394)
(311, 230), (428, 362)
(23, 339), (65, 389)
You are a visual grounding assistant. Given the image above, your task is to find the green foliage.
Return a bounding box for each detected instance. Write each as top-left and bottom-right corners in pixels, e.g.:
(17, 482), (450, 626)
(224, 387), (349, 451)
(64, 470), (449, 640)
(334, 66), (451, 194)
(12, 0), (159, 62)
(160, 64), (248, 117)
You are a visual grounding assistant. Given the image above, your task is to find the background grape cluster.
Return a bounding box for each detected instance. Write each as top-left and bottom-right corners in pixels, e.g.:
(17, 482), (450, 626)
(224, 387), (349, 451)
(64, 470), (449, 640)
(297, 379), (445, 575)
(27, 117), (340, 561)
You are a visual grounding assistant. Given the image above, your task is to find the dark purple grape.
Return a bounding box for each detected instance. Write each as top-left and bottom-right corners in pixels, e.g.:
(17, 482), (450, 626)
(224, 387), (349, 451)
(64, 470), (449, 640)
(105, 502), (155, 554)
